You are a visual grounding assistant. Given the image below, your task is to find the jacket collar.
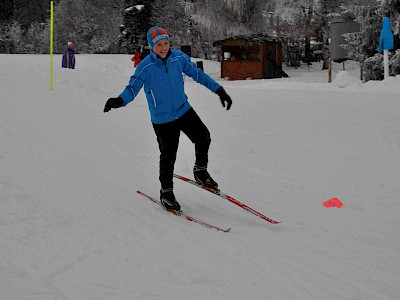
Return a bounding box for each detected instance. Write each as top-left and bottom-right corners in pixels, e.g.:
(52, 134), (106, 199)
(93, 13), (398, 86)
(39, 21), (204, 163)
(150, 49), (172, 63)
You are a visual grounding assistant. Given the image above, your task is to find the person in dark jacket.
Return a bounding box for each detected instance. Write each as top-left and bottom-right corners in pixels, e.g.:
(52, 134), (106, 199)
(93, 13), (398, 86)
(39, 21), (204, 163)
(62, 42), (76, 69)
(104, 26), (232, 212)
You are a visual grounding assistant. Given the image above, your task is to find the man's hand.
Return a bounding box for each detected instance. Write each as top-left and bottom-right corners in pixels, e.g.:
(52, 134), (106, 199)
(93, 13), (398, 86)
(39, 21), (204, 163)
(104, 97), (124, 113)
(216, 87), (232, 110)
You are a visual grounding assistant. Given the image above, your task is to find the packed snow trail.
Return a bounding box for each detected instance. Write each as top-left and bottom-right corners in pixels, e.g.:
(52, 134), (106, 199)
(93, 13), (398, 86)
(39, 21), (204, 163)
(1, 55), (399, 300)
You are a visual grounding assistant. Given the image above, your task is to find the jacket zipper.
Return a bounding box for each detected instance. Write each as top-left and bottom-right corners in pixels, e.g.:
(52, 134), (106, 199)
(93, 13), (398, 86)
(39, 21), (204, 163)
(150, 89), (157, 107)
(163, 58), (176, 118)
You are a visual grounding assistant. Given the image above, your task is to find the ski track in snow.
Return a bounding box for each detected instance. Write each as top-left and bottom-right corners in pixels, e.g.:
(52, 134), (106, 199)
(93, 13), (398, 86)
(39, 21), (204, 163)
(1, 55), (400, 300)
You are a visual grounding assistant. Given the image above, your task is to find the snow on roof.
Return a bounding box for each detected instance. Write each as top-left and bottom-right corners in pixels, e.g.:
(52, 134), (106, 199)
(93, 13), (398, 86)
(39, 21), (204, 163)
(213, 34), (283, 46)
(124, 5), (145, 13)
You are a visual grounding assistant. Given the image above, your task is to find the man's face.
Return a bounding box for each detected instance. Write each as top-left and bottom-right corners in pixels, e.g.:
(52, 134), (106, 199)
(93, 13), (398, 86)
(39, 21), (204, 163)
(153, 39), (170, 58)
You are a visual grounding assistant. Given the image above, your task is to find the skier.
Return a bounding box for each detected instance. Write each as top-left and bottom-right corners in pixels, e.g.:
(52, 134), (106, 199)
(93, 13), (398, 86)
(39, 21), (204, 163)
(61, 42), (76, 69)
(104, 26), (232, 212)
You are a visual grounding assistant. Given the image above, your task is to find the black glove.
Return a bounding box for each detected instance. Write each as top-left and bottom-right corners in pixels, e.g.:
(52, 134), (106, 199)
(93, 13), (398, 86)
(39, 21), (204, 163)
(216, 87), (232, 110)
(104, 97), (124, 113)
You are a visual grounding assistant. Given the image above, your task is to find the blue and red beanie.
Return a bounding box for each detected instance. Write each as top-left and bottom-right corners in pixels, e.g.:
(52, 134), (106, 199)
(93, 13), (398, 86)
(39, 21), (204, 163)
(147, 26), (170, 50)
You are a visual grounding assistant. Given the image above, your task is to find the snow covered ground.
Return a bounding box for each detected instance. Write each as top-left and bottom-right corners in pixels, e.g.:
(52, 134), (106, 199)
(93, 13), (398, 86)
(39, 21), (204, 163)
(1, 54), (399, 300)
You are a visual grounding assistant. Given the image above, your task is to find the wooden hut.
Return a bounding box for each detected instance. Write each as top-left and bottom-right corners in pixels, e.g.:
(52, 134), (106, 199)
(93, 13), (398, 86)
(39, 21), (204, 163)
(214, 34), (284, 79)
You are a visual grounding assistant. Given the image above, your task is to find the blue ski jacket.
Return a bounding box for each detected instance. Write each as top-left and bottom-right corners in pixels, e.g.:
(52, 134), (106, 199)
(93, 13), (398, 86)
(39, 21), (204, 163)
(119, 49), (221, 124)
(62, 48), (75, 69)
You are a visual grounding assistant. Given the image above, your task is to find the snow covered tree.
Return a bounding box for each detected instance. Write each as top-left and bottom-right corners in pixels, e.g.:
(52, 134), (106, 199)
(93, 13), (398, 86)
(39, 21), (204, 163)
(0, 0), (13, 24)
(1, 20), (24, 53)
(0, 0), (52, 53)
(24, 21), (49, 53)
(151, 0), (189, 48)
(389, 49), (400, 75)
(379, 0), (400, 37)
(380, 0), (400, 19)
(363, 49), (400, 82)
(178, 0), (272, 58)
(362, 53), (383, 81)
(54, 0), (122, 53)
(340, 3), (381, 62)
(3, 0), (50, 27)
(180, 0), (270, 39)
(119, 0), (154, 53)
(341, 0), (400, 80)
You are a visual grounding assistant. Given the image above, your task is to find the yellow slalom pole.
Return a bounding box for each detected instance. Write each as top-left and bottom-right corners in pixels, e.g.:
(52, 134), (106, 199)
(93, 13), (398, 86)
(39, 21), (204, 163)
(50, 1), (54, 91)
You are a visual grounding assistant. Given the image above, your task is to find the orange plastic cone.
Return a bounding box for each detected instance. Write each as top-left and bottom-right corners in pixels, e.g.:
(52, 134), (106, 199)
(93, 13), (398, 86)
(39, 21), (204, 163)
(323, 198), (343, 208)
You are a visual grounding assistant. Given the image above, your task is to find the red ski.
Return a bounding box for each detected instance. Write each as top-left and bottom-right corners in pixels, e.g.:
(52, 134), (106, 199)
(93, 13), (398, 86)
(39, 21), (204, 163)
(173, 174), (281, 224)
(136, 190), (231, 232)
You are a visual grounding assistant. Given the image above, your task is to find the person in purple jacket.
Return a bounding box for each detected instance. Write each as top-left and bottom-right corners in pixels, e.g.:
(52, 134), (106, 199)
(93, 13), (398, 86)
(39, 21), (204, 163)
(62, 42), (75, 69)
(104, 26), (232, 212)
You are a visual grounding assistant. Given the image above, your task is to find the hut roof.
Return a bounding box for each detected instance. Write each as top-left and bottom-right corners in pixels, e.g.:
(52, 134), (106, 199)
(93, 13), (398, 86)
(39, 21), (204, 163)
(213, 34), (283, 46)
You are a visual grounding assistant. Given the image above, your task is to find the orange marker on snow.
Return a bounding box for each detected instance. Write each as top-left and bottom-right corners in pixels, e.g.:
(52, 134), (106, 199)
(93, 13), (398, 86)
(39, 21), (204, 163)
(323, 198), (343, 208)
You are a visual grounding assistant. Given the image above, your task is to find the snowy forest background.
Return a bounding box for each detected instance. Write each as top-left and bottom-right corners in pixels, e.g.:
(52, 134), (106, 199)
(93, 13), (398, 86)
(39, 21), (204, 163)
(0, 0), (399, 68)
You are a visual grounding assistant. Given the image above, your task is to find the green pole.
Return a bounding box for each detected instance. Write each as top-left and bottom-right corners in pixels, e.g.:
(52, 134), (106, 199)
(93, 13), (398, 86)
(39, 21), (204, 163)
(50, 1), (54, 91)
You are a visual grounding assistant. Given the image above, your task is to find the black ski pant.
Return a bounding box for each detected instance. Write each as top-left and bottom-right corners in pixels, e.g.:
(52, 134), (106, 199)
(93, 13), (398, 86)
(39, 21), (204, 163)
(152, 108), (211, 190)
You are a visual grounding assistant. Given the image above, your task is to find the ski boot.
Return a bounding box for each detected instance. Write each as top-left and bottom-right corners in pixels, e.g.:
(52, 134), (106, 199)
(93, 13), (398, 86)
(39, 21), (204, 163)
(193, 165), (219, 193)
(160, 188), (181, 214)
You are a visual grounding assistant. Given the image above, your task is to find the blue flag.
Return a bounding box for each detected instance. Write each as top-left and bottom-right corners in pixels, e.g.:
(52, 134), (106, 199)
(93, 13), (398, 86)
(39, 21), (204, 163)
(378, 17), (394, 53)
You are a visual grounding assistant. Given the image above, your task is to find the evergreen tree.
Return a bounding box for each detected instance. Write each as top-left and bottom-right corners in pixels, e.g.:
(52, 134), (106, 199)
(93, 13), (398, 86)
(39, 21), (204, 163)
(379, 0), (400, 35)
(178, 0), (271, 57)
(151, 0), (189, 48)
(181, 0), (270, 39)
(54, 0), (122, 53)
(340, 3), (381, 62)
(4, 20), (24, 53)
(24, 21), (49, 53)
(0, 0), (13, 24)
(119, 0), (154, 53)
(1, 0), (59, 27)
